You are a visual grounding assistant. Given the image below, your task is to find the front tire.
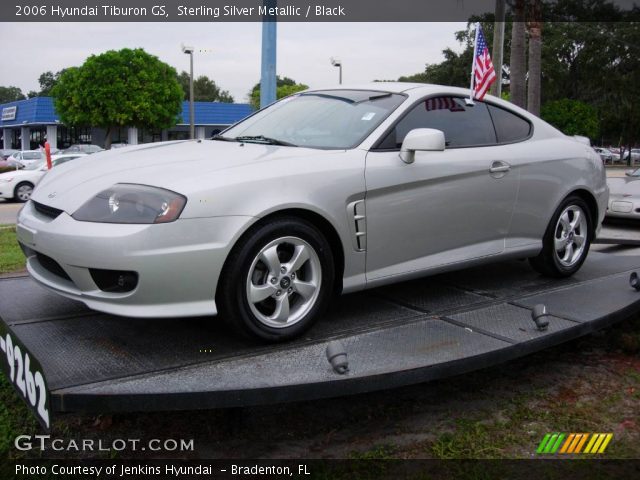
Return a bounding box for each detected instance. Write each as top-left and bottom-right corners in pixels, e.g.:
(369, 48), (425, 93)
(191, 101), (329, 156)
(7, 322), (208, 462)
(217, 217), (335, 342)
(14, 182), (34, 202)
(529, 195), (592, 278)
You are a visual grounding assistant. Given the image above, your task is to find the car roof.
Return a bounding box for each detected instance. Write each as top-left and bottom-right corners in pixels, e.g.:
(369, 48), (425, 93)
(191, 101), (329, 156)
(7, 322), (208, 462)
(305, 82), (448, 94)
(302, 82), (538, 126)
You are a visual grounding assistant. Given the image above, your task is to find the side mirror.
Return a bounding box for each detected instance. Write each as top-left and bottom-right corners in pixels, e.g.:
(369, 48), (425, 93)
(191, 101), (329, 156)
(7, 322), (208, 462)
(626, 170), (635, 177)
(399, 128), (446, 164)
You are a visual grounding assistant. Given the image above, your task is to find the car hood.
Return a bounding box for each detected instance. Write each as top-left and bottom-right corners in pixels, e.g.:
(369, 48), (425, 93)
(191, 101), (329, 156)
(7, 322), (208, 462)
(607, 176), (640, 197)
(32, 140), (339, 212)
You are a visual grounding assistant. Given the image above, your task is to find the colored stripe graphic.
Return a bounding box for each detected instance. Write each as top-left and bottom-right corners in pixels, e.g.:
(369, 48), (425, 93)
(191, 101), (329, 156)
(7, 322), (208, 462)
(544, 433), (559, 453)
(583, 434), (598, 453)
(590, 434), (607, 454)
(598, 434), (613, 453)
(560, 433), (575, 453)
(574, 433), (589, 453)
(537, 433), (552, 454)
(550, 433), (565, 453)
(538, 433), (612, 454)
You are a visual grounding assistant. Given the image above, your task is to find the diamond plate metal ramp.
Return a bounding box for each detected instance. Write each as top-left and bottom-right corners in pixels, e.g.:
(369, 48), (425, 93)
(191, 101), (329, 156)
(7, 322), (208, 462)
(1, 251), (640, 414)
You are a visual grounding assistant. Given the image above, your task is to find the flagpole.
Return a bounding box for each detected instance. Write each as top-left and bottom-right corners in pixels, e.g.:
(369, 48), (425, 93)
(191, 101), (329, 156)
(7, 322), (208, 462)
(468, 22), (480, 104)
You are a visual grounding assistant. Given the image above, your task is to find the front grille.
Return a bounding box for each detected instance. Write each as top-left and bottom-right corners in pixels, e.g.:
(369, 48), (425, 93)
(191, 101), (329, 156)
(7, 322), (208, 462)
(35, 252), (71, 281)
(33, 201), (63, 220)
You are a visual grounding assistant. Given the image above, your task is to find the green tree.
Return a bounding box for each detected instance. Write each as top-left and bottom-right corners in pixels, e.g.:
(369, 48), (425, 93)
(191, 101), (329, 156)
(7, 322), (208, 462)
(51, 48), (183, 149)
(177, 72), (234, 102)
(36, 70), (66, 97)
(541, 99), (599, 139)
(396, 1), (639, 150)
(0, 86), (25, 103)
(248, 76), (308, 109)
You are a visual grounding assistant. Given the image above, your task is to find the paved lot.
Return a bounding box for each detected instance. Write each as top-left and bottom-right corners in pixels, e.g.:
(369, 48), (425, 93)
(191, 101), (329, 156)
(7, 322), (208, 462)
(0, 200), (21, 225)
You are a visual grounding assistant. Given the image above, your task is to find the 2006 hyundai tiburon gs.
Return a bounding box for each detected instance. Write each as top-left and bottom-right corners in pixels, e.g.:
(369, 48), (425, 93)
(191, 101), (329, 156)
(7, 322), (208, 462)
(17, 83), (608, 341)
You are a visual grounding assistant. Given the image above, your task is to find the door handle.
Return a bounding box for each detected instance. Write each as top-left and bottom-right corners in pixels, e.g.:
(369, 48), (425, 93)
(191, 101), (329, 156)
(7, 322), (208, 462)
(489, 161), (511, 174)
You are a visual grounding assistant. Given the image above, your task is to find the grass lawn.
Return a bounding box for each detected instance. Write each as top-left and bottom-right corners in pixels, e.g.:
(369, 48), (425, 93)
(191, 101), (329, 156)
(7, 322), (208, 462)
(0, 225), (25, 274)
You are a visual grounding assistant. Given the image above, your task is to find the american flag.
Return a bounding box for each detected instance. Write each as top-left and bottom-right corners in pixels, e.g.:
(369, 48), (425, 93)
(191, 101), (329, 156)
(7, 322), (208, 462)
(473, 25), (497, 101)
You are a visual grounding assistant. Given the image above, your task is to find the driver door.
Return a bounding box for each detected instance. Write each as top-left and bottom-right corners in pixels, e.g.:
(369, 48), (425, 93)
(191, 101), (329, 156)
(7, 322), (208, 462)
(364, 96), (519, 282)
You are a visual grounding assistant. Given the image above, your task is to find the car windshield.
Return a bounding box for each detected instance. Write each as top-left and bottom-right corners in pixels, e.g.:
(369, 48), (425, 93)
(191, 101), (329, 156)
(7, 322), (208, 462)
(221, 90), (406, 149)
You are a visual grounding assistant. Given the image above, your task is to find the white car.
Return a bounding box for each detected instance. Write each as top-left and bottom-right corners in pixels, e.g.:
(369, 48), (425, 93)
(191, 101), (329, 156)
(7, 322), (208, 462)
(0, 154), (86, 202)
(8, 150), (47, 167)
(594, 147), (613, 164)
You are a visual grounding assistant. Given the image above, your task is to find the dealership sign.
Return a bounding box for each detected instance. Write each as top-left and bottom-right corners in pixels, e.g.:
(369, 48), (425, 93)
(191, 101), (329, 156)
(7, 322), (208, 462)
(2, 106), (17, 121)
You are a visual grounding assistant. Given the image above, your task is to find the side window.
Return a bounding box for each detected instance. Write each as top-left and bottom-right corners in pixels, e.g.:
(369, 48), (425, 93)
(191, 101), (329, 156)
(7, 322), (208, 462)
(377, 96), (497, 149)
(487, 104), (532, 143)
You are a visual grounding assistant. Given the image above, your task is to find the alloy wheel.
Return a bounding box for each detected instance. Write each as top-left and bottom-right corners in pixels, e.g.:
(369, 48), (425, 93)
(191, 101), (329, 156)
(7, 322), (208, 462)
(246, 236), (322, 328)
(553, 205), (588, 268)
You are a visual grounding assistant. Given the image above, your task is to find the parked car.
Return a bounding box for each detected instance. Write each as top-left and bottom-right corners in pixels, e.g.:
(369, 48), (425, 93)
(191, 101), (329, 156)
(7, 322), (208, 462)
(17, 83), (608, 341)
(8, 150), (46, 167)
(63, 144), (104, 154)
(606, 168), (640, 219)
(621, 149), (640, 163)
(594, 147), (613, 164)
(110, 143), (129, 149)
(0, 154), (86, 202)
(0, 149), (18, 160)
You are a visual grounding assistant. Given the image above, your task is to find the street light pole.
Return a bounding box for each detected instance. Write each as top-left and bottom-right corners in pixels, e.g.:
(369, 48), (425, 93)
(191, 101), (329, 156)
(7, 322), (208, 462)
(182, 45), (195, 139)
(331, 58), (342, 84)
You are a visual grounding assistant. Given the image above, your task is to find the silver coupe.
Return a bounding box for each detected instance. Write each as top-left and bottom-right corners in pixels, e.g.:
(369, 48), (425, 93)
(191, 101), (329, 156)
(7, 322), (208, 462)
(16, 83), (608, 341)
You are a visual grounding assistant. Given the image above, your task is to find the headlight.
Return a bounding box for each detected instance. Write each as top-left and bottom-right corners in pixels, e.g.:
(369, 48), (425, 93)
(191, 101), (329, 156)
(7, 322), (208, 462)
(0, 178), (13, 183)
(73, 184), (187, 224)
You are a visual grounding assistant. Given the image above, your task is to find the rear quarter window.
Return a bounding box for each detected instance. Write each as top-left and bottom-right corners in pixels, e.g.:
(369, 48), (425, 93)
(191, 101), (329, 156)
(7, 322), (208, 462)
(487, 104), (532, 143)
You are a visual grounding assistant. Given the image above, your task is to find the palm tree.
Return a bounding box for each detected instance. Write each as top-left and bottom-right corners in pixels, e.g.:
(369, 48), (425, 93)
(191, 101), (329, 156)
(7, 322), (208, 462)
(509, 0), (527, 108)
(527, 0), (542, 115)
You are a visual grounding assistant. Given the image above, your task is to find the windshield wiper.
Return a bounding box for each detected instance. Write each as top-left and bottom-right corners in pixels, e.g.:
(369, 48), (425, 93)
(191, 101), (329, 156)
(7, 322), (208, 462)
(235, 135), (298, 147)
(211, 134), (237, 142)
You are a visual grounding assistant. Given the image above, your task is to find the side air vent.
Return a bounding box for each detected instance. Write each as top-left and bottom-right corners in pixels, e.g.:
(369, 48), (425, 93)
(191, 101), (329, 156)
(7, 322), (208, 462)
(347, 200), (367, 252)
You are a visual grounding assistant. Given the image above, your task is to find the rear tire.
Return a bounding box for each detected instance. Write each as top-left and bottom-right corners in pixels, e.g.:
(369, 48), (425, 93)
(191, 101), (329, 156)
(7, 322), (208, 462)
(217, 217), (335, 342)
(529, 195), (592, 278)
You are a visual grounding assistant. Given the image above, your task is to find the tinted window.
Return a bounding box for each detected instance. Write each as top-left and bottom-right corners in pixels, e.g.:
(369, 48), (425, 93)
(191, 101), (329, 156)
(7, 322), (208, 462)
(24, 152), (41, 160)
(377, 96), (497, 149)
(487, 104), (531, 143)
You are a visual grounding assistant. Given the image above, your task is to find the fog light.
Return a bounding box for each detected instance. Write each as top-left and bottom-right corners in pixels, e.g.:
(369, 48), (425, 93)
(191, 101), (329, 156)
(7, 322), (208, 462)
(90, 268), (138, 293)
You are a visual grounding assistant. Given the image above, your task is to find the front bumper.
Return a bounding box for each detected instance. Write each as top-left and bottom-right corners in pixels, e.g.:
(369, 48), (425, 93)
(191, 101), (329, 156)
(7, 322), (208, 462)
(17, 200), (254, 318)
(0, 180), (16, 199)
(606, 198), (640, 219)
